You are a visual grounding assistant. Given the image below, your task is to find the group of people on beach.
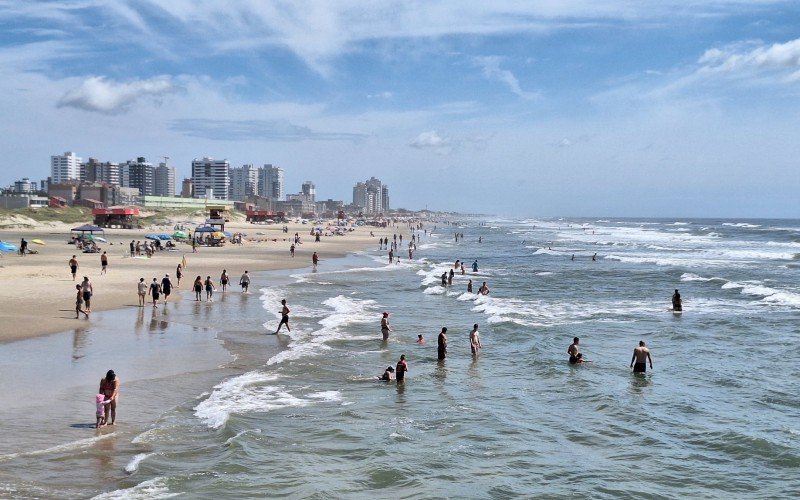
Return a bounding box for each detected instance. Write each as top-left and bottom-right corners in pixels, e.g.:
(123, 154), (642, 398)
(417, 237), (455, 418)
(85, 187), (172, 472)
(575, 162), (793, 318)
(135, 265), (254, 306)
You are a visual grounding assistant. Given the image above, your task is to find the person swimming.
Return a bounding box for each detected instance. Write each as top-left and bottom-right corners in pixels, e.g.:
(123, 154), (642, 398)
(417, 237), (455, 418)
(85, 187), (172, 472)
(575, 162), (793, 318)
(379, 366), (395, 381)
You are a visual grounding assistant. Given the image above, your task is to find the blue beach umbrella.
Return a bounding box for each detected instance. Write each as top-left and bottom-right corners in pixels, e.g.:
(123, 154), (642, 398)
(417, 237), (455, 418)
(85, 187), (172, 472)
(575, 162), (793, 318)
(0, 242), (18, 253)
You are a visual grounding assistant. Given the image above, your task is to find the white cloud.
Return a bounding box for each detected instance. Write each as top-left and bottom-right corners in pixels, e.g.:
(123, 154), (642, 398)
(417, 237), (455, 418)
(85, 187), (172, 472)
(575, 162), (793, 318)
(699, 38), (800, 70)
(409, 130), (452, 155)
(57, 76), (178, 114)
(367, 91), (393, 99)
(474, 56), (540, 100)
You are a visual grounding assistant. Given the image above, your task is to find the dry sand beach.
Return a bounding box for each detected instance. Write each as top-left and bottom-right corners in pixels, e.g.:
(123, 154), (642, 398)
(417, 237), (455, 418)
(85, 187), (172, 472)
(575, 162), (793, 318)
(0, 216), (379, 342)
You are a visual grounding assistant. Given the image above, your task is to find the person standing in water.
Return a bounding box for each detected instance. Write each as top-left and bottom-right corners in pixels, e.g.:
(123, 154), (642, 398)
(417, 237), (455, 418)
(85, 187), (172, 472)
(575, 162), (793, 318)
(276, 299), (291, 333)
(630, 340), (653, 373)
(220, 270), (229, 292)
(437, 327), (448, 360)
(472, 260), (479, 272)
(478, 282), (490, 295)
(672, 289), (682, 311)
(81, 276), (93, 312)
(312, 252), (319, 270)
(568, 337), (580, 364)
(380, 311), (393, 341)
(240, 270), (250, 293)
(467, 279), (473, 293)
(75, 284), (88, 318)
(99, 370), (120, 425)
(149, 278), (161, 308)
(469, 324), (482, 356)
(396, 355), (408, 382)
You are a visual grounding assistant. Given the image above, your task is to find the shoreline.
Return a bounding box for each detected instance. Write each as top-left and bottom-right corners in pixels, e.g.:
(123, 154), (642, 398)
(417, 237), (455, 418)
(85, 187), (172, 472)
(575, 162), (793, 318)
(0, 220), (389, 343)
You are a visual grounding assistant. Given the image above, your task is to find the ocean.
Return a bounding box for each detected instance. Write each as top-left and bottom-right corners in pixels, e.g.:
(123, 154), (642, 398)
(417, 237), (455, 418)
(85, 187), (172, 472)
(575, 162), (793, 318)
(1, 217), (799, 498)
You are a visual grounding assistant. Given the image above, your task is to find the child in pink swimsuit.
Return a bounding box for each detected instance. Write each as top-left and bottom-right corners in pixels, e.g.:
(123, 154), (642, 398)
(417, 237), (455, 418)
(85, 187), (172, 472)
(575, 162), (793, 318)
(96, 394), (111, 428)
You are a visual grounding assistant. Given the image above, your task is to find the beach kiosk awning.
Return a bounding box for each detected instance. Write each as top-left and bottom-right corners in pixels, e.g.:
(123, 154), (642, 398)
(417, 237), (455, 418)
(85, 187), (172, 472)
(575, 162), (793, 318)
(194, 225), (216, 233)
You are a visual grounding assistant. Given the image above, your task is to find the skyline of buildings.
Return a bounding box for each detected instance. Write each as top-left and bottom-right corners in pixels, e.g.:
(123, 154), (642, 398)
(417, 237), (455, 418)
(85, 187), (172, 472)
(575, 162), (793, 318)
(6, 151), (394, 214)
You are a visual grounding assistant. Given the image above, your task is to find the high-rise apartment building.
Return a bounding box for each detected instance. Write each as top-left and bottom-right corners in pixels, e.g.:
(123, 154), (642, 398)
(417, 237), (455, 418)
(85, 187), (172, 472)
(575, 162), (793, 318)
(229, 164), (258, 201)
(81, 158), (121, 186)
(121, 157), (155, 196)
(192, 157), (230, 200)
(257, 164), (284, 201)
(51, 151), (82, 184)
(154, 162), (176, 197)
(353, 177), (389, 214)
(301, 181), (316, 203)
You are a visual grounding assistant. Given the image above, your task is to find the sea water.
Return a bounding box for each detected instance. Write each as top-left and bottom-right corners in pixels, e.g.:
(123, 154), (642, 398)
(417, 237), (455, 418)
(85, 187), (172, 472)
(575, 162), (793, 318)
(1, 217), (799, 498)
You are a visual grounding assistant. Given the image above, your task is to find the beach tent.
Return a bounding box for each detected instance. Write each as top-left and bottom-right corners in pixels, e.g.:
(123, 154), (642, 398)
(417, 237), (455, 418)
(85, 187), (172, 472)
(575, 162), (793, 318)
(194, 226), (216, 233)
(71, 224), (105, 237)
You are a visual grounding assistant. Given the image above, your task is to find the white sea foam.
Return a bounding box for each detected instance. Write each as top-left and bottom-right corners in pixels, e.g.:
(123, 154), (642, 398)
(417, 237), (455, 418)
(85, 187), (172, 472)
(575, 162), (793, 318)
(722, 222), (761, 228)
(223, 429), (262, 446)
(91, 477), (178, 499)
(680, 273), (726, 283)
(194, 371), (286, 429)
(721, 280), (800, 307)
(423, 286), (446, 295)
(124, 453), (155, 474)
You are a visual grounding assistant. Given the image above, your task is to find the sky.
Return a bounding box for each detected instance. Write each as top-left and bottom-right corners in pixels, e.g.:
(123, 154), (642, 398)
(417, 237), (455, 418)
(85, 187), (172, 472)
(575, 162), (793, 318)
(1, 1), (800, 217)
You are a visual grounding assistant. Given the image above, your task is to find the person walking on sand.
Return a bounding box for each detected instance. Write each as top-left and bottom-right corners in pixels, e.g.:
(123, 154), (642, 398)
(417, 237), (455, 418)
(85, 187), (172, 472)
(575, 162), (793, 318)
(220, 269), (229, 292)
(312, 252), (319, 270)
(396, 355), (408, 383)
(204, 276), (215, 302)
(20, 238), (27, 256)
(161, 274), (173, 304)
(240, 270), (250, 293)
(175, 264), (183, 288)
(80, 276), (93, 312)
(568, 337), (580, 364)
(437, 327), (448, 360)
(290, 244), (295, 257)
(193, 276), (203, 301)
(149, 278), (161, 308)
(99, 370), (120, 425)
(630, 340), (653, 373)
(381, 311), (393, 341)
(75, 284), (89, 318)
(100, 251), (108, 275)
(470, 324), (482, 356)
(137, 278), (147, 307)
(129, 240), (135, 257)
(275, 299), (291, 333)
(68, 255), (79, 281)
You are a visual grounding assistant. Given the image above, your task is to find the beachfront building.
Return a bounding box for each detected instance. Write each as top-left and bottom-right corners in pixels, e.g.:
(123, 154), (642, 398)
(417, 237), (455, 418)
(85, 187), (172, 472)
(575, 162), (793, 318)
(120, 157), (155, 197)
(81, 158), (121, 186)
(257, 164), (284, 201)
(51, 151), (82, 184)
(352, 177), (389, 214)
(192, 157), (230, 200)
(154, 162), (176, 197)
(229, 164), (258, 201)
(301, 181), (316, 203)
(13, 178), (36, 194)
(141, 195), (234, 211)
(181, 178), (193, 198)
